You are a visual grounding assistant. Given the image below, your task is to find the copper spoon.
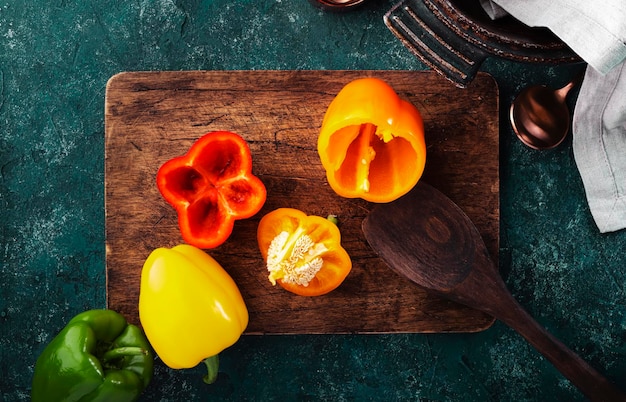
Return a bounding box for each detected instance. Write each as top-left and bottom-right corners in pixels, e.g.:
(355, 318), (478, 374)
(362, 182), (626, 401)
(308, 0), (366, 11)
(510, 74), (583, 150)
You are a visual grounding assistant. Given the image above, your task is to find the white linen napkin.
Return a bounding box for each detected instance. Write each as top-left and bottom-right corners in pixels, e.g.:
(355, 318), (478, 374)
(480, 0), (626, 232)
(573, 63), (626, 233)
(478, 0), (507, 20)
(482, 0), (626, 75)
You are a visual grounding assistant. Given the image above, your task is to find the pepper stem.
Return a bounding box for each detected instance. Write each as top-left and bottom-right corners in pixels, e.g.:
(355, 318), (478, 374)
(203, 355), (220, 384)
(101, 346), (148, 363)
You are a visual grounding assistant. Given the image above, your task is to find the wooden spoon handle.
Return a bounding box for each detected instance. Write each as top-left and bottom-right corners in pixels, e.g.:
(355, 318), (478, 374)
(495, 294), (625, 401)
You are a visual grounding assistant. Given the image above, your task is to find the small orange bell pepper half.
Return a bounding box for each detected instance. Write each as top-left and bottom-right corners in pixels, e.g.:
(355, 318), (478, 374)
(157, 131), (266, 249)
(257, 208), (352, 297)
(317, 77), (426, 203)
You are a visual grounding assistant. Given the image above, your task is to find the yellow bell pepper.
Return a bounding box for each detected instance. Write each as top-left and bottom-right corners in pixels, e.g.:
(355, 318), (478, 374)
(138, 244), (248, 384)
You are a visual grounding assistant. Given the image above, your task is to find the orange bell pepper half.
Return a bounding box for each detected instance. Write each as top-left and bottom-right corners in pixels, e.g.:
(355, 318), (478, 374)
(257, 208), (352, 297)
(317, 77), (426, 203)
(157, 131), (266, 249)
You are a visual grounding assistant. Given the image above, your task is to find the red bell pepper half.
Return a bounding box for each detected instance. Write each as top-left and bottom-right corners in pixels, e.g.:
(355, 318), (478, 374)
(157, 131), (267, 249)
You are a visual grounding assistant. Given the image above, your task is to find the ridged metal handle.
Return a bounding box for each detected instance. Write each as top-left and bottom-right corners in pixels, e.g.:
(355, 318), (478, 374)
(384, 0), (488, 88)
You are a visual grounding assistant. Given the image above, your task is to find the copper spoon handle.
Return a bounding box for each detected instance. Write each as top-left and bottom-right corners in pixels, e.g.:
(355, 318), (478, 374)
(555, 71), (584, 100)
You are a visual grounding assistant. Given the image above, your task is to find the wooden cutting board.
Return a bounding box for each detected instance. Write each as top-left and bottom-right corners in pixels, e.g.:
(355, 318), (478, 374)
(105, 70), (499, 334)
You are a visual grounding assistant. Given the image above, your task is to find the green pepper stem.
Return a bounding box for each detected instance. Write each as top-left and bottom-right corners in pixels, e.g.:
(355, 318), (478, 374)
(203, 355), (220, 384)
(327, 214), (338, 226)
(101, 346), (148, 363)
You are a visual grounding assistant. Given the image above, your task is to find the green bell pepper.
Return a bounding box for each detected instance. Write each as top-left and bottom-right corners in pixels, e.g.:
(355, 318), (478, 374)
(31, 309), (154, 402)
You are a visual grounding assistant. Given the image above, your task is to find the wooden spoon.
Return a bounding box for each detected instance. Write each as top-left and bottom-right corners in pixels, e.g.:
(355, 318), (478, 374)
(362, 182), (625, 401)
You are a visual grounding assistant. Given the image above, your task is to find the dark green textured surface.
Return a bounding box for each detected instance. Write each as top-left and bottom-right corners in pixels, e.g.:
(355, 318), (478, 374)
(1, 1), (625, 400)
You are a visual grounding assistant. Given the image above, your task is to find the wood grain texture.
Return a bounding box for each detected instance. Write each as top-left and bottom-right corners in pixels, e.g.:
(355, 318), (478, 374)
(105, 70), (499, 334)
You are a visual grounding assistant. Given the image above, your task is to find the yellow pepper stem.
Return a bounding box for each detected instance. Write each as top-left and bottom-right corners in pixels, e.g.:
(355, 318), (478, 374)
(203, 355), (220, 384)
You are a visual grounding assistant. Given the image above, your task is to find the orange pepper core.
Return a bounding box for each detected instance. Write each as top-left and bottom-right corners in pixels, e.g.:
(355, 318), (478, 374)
(257, 208), (352, 297)
(317, 77), (426, 203)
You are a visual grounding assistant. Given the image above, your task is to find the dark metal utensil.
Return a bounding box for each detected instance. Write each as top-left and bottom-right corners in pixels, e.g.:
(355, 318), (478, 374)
(362, 182), (625, 401)
(383, 0), (580, 88)
(510, 74), (583, 150)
